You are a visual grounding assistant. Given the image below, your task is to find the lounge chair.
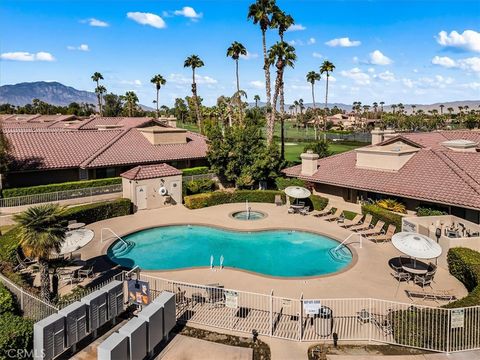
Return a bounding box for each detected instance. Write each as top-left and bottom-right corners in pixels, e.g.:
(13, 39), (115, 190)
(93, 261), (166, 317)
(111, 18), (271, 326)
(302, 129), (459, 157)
(323, 208), (343, 222)
(78, 264), (94, 279)
(350, 214), (373, 232)
(339, 214), (363, 228)
(311, 206), (333, 217)
(274, 195), (283, 206)
(360, 221), (385, 236)
(406, 289), (456, 303)
(14, 251), (37, 272)
(368, 224), (396, 243)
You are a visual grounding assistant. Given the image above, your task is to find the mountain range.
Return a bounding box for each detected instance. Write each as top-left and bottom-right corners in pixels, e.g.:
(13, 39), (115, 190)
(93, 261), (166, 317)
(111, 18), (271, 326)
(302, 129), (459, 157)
(0, 81), (478, 114)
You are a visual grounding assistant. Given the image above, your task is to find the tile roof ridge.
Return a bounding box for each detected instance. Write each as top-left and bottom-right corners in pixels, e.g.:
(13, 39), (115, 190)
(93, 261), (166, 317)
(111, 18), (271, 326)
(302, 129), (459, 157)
(76, 116), (97, 130)
(79, 128), (131, 168)
(26, 114), (42, 122)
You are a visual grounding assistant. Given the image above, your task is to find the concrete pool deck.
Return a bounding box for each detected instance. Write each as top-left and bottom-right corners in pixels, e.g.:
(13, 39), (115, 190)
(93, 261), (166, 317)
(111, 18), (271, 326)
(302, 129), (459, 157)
(79, 203), (467, 304)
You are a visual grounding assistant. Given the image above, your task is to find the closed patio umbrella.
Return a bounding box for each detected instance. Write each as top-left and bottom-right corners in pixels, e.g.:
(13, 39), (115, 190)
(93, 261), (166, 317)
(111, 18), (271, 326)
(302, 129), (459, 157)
(392, 232), (442, 259)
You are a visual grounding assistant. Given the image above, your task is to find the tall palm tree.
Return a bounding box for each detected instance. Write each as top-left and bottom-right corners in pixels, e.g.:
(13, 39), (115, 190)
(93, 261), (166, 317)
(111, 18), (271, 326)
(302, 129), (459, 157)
(293, 100), (299, 117)
(248, 0), (278, 139)
(227, 41), (247, 123)
(254, 94), (261, 108)
(306, 71), (321, 138)
(91, 72), (104, 116)
(320, 60), (335, 131)
(94, 85), (107, 116)
(150, 74), (166, 119)
(411, 104), (417, 115)
(439, 104), (444, 115)
(184, 55), (205, 130)
(121, 91), (139, 117)
(13, 204), (67, 301)
(268, 41), (296, 155)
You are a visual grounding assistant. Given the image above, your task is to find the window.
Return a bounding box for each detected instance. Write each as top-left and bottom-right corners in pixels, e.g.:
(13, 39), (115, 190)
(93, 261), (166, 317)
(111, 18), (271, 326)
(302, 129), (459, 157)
(79, 168), (88, 180)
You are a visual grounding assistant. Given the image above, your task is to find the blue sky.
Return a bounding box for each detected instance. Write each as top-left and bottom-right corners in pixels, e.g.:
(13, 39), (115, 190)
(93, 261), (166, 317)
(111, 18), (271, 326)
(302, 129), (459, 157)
(1, 0), (479, 106)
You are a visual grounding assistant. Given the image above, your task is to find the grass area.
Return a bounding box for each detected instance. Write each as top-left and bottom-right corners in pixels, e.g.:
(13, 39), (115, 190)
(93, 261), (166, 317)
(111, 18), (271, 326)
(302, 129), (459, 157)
(284, 142), (361, 162)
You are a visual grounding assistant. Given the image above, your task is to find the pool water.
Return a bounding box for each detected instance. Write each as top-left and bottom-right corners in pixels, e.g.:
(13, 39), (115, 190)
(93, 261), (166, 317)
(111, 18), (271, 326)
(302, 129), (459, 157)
(107, 225), (352, 277)
(231, 211), (266, 220)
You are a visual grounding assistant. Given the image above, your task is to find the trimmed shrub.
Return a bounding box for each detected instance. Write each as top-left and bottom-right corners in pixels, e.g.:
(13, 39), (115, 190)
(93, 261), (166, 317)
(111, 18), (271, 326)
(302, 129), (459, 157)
(361, 204), (403, 233)
(416, 207), (448, 217)
(444, 247), (480, 308)
(305, 195), (329, 211)
(0, 285), (15, 316)
(275, 177), (305, 190)
(0, 313), (34, 358)
(0, 229), (19, 265)
(61, 199), (132, 224)
(184, 190), (286, 209)
(182, 166), (211, 176)
(184, 179), (216, 196)
(2, 177), (121, 198)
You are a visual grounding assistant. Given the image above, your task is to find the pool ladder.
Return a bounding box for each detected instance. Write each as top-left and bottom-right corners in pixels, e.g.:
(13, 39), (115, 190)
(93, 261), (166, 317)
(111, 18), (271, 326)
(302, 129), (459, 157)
(101, 227), (135, 256)
(329, 233), (363, 261)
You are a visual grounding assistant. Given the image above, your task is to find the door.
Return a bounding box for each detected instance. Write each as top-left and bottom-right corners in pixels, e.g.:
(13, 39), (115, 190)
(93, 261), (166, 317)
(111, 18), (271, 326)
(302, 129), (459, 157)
(136, 185), (147, 210)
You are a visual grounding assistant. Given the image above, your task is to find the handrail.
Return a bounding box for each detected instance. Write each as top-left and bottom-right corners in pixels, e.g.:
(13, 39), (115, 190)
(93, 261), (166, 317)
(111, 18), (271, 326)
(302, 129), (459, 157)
(101, 227), (128, 247)
(334, 232), (364, 251)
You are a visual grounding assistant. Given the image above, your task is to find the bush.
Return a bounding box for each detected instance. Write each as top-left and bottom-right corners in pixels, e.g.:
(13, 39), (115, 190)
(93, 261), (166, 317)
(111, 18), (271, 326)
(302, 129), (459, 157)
(2, 177), (121, 198)
(182, 166), (211, 176)
(361, 204), (403, 233)
(444, 247), (480, 308)
(61, 199), (133, 224)
(376, 199), (406, 214)
(184, 179), (216, 196)
(0, 313), (34, 358)
(306, 195), (329, 211)
(0, 229), (19, 265)
(0, 285), (15, 315)
(184, 190), (286, 209)
(416, 206), (448, 217)
(275, 177), (305, 190)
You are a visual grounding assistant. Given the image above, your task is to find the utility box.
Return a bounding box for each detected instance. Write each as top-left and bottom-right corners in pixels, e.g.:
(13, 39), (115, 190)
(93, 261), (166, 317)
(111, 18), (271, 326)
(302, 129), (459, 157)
(58, 301), (87, 347)
(97, 332), (128, 360)
(81, 289), (108, 332)
(137, 302), (164, 353)
(153, 291), (176, 337)
(118, 317), (147, 360)
(102, 280), (124, 320)
(33, 313), (66, 360)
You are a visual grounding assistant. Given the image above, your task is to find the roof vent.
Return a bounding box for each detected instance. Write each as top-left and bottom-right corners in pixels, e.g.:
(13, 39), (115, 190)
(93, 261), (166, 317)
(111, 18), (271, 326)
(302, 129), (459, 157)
(139, 126), (187, 145)
(441, 139), (478, 152)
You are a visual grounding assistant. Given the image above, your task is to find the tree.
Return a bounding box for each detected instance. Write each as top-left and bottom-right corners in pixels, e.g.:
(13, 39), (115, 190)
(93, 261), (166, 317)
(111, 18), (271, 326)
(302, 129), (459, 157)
(184, 55), (205, 131)
(254, 95), (261, 108)
(304, 139), (331, 159)
(226, 41), (247, 123)
(306, 71), (321, 139)
(95, 85), (106, 116)
(121, 91), (139, 117)
(0, 123), (11, 174)
(13, 204), (67, 301)
(320, 60), (335, 131)
(268, 41), (296, 156)
(91, 72), (104, 115)
(150, 74), (166, 119)
(103, 93), (123, 117)
(173, 98), (188, 123)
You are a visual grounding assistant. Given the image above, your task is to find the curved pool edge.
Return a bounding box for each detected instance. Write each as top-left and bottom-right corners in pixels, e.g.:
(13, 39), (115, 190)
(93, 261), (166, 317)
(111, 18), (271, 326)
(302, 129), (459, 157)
(101, 223), (359, 280)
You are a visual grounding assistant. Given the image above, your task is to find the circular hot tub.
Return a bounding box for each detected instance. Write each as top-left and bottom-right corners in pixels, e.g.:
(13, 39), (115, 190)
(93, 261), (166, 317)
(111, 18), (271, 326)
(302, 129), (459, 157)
(230, 210), (266, 221)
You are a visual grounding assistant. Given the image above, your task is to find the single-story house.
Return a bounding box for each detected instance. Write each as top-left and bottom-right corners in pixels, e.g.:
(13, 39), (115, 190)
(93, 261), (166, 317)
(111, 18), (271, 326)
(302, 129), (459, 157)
(283, 129), (480, 224)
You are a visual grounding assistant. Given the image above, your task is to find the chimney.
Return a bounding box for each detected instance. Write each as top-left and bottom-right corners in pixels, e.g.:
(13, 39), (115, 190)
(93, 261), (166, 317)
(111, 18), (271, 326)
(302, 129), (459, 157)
(371, 127), (384, 145)
(300, 150), (319, 176)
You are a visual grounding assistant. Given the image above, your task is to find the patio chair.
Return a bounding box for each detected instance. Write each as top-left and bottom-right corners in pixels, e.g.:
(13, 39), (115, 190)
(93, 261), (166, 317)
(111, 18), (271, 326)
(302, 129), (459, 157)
(274, 195), (283, 206)
(360, 221), (385, 237)
(14, 251), (37, 272)
(60, 272), (77, 286)
(339, 214), (363, 228)
(323, 208), (343, 222)
(206, 285), (225, 308)
(349, 214), (373, 232)
(78, 264), (94, 279)
(299, 207), (309, 216)
(413, 273), (434, 289)
(311, 206), (333, 217)
(368, 224), (396, 243)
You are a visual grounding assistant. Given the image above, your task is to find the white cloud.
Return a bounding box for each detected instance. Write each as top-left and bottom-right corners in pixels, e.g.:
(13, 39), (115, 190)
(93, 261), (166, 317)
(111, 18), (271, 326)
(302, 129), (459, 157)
(367, 68), (375, 73)
(174, 6), (202, 19)
(249, 80), (265, 89)
(288, 40), (297, 46)
(432, 55), (480, 73)
(312, 52), (323, 59)
(377, 70), (396, 81)
(369, 50), (393, 65)
(431, 56), (456, 68)
(67, 44), (89, 51)
(325, 37), (361, 47)
(307, 37), (316, 45)
(119, 79), (142, 87)
(436, 30), (480, 53)
(340, 67), (370, 85)
(352, 56), (359, 64)
(169, 73), (217, 85)
(0, 51), (55, 61)
(240, 51), (258, 60)
(82, 18), (109, 27)
(127, 12), (166, 29)
(287, 24), (306, 32)
(402, 78), (415, 89)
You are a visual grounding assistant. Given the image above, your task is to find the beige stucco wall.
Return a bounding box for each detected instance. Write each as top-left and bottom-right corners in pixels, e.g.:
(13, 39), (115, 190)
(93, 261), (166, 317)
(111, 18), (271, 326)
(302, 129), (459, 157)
(122, 174), (182, 210)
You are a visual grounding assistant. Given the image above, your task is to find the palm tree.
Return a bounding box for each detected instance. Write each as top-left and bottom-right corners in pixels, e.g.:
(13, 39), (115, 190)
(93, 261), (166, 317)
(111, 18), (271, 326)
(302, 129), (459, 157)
(439, 104), (444, 115)
(91, 72), (104, 116)
(13, 204), (67, 301)
(95, 85), (107, 116)
(184, 55), (205, 130)
(150, 74), (166, 119)
(306, 71), (321, 138)
(411, 104), (416, 115)
(254, 95), (261, 108)
(227, 41), (247, 123)
(293, 100), (299, 117)
(320, 60), (335, 131)
(268, 41), (296, 156)
(121, 91), (139, 117)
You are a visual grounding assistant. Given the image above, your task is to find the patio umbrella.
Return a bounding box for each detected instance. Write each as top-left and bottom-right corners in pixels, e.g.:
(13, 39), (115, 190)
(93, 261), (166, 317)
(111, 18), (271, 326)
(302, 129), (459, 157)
(58, 229), (95, 255)
(391, 232), (442, 259)
(284, 186), (311, 199)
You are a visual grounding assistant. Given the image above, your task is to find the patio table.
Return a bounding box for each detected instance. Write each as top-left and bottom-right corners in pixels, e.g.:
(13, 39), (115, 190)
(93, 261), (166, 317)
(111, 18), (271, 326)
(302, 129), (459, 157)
(401, 261), (429, 275)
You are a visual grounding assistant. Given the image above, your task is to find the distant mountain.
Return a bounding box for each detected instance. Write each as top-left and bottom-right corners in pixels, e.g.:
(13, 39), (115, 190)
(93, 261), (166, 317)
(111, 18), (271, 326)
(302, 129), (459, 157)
(0, 81), (154, 110)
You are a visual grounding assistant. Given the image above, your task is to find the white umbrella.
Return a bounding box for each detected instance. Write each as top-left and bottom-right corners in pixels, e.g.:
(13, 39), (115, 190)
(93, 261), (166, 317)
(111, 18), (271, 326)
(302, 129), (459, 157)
(284, 186), (311, 199)
(392, 232), (442, 259)
(58, 229), (95, 255)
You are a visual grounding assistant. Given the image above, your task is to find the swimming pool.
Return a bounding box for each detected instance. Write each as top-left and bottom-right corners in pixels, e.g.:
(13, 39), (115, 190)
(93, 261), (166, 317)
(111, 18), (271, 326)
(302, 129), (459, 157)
(107, 225), (352, 277)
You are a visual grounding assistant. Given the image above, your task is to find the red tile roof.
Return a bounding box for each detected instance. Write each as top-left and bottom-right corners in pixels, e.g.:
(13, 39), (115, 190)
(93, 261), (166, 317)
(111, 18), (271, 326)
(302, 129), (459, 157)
(73, 117), (154, 130)
(120, 163), (182, 180)
(283, 131), (480, 210)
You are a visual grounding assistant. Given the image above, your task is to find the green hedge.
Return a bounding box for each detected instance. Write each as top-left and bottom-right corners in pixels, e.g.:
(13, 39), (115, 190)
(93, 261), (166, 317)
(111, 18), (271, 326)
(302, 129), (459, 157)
(274, 177), (305, 190)
(361, 204), (403, 233)
(0, 229), (20, 265)
(0, 313), (34, 359)
(184, 179), (216, 196)
(416, 206), (448, 217)
(2, 177), (122, 198)
(306, 195), (329, 211)
(0, 285), (15, 316)
(184, 190), (286, 209)
(61, 199), (132, 224)
(182, 166), (211, 176)
(444, 247), (480, 308)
